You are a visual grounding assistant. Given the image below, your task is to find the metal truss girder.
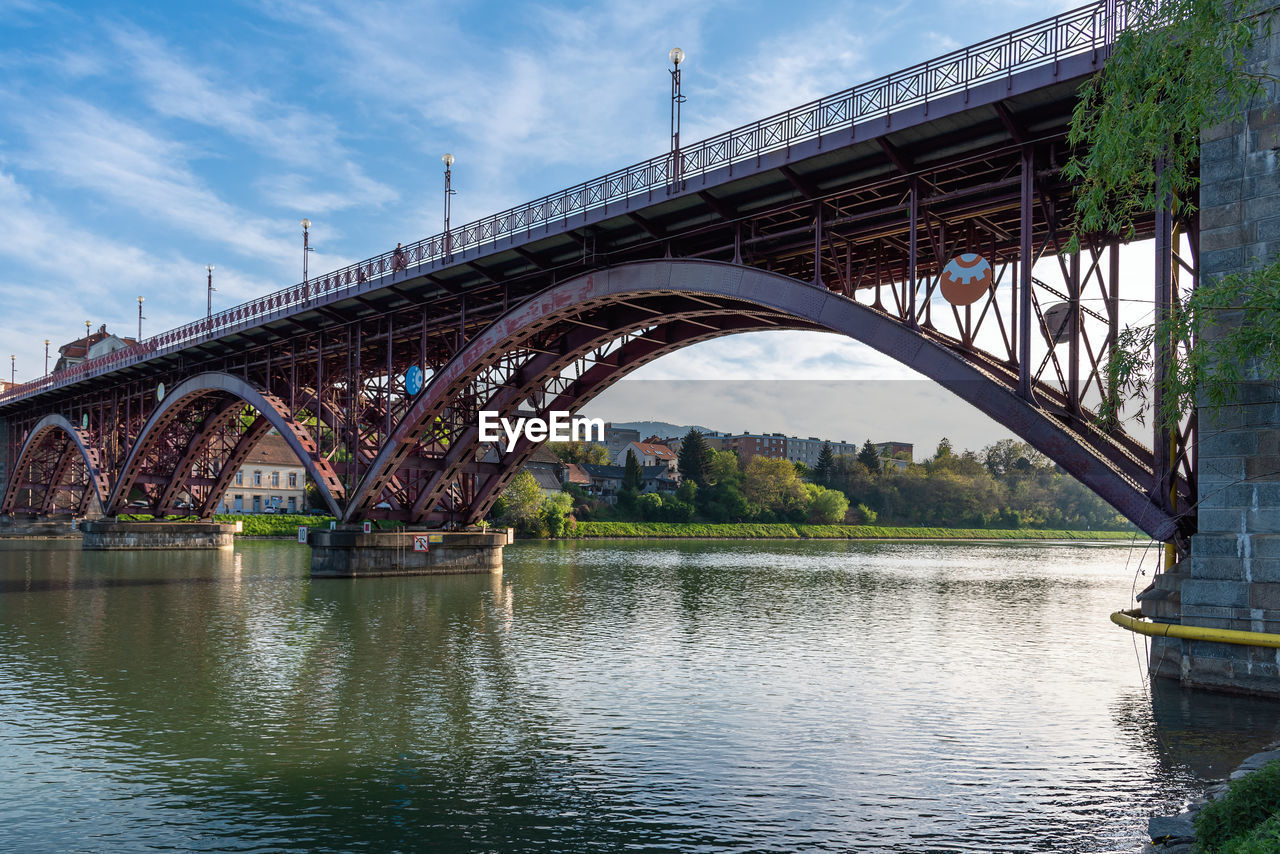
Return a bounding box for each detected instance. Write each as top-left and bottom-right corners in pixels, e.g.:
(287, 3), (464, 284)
(108, 372), (345, 517)
(405, 308), (782, 520)
(155, 397), (245, 515)
(2, 414), (108, 516)
(348, 260), (1181, 540)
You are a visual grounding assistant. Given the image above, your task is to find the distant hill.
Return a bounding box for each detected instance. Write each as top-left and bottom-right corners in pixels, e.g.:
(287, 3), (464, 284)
(607, 420), (718, 439)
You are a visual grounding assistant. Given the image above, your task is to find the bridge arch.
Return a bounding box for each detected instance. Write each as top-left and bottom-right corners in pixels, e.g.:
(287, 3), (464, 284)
(107, 372), (345, 517)
(2, 414), (109, 517)
(348, 260), (1179, 541)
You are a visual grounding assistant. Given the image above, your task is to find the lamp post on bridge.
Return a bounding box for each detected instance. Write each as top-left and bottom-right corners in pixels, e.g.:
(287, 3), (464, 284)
(301, 219), (312, 290)
(43, 339), (49, 376)
(206, 265), (215, 319)
(442, 153), (455, 259)
(669, 47), (686, 187)
(136, 296), (145, 341)
(9, 355), (14, 385)
(84, 320), (91, 343)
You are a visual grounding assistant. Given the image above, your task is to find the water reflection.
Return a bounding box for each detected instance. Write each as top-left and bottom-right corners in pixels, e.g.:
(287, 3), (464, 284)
(0, 538), (1277, 852)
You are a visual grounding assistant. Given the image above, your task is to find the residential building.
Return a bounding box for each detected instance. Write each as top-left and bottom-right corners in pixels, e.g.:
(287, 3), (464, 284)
(785, 436), (859, 467)
(54, 325), (136, 372)
(873, 441), (914, 470)
(614, 439), (679, 477)
(563, 462), (591, 491)
(726, 432), (789, 464)
(579, 463), (678, 504)
(219, 432), (307, 514)
(524, 444), (567, 498)
(602, 423), (641, 459)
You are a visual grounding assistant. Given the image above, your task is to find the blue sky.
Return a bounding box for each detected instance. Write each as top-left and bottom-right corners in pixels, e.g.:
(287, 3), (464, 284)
(0, 0), (1090, 454)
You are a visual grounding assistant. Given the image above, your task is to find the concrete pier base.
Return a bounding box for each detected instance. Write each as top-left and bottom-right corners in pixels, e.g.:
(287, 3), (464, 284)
(307, 528), (510, 578)
(0, 515), (85, 539)
(81, 520), (236, 550)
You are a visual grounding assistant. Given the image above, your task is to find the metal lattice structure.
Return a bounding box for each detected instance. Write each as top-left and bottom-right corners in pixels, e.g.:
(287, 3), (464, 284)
(0, 0), (1197, 550)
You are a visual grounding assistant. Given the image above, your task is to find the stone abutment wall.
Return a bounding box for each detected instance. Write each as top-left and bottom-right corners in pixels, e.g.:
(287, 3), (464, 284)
(1150, 5), (1280, 695)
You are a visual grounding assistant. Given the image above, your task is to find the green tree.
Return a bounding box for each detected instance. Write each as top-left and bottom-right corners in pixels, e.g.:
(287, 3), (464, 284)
(496, 469), (546, 536)
(1065, 0), (1264, 242)
(623, 449), (643, 491)
(806, 483), (850, 524)
(698, 450), (747, 521)
(677, 429), (712, 486)
(1065, 0), (1277, 427)
(743, 456), (808, 520)
(541, 492), (573, 538)
(635, 491), (663, 521)
(813, 442), (836, 486)
(857, 439), (881, 473)
(706, 449), (742, 485)
(547, 441), (610, 464)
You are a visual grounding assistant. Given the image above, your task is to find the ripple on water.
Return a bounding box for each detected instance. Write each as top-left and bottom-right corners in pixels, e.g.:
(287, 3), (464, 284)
(0, 538), (1277, 852)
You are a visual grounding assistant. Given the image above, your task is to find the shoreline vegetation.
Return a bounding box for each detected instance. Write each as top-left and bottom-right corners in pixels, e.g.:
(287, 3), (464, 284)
(122, 515), (1141, 543)
(564, 521), (1138, 541)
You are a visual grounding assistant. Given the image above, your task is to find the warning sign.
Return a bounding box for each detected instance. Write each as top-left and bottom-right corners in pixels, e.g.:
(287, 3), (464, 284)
(362, 521), (372, 534)
(428, 533), (444, 544)
(413, 535), (431, 553)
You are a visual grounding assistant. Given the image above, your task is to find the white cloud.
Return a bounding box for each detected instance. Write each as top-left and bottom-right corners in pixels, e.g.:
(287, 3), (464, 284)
(0, 170), (277, 376)
(105, 23), (397, 210)
(15, 99), (303, 264)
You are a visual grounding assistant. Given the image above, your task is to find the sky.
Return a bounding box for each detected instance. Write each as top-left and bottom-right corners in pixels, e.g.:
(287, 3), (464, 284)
(0, 0), (1128, 459)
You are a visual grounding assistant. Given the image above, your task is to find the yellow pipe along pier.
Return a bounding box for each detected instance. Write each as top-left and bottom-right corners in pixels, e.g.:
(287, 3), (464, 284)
(1111, 609), (1280, 649)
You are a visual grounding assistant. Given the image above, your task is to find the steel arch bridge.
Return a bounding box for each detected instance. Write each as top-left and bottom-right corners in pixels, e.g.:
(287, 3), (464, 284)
(0, 0), (1197, 550)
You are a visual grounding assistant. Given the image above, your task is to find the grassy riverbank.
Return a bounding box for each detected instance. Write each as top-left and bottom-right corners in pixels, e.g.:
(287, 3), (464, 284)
(211, 514), (336, 537)
(566, 521), (1138, 541)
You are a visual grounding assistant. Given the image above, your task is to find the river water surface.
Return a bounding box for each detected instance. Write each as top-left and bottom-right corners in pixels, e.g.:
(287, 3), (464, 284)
(1, 538), (1279, 853)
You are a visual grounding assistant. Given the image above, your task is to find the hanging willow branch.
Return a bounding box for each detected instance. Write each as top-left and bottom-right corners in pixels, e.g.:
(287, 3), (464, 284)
(1067, 0), (1279, 429)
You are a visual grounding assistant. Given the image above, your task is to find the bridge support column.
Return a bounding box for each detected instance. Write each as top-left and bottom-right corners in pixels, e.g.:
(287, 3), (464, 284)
(0, 515), (83, 538)
(1148, 12), (1280, 697)
(0, 415), (7, 501)
(307, 528), (510, 578)
(81, 520), (235, 550)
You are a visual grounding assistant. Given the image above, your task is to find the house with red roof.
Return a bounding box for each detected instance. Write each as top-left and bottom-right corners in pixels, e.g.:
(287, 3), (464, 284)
(612, 439), (679, 478)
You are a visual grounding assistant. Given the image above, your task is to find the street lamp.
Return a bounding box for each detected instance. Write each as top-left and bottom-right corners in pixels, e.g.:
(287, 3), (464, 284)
(301, 219), (312, 288)
(206, 265), (215, 318)
(442, 154), (456, 258)
(84, 320), (91, 342)
(43, 339), (49, 376)
(669, 47), (686, 186)
(136, 296), (146, 340)
(9, 355), (13, 384)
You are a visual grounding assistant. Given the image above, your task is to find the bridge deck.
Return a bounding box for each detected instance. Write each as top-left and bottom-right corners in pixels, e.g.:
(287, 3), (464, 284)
(0, 0), (1125, 411)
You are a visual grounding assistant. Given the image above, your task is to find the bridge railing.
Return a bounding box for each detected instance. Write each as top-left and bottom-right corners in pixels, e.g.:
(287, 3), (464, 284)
(0, 0), (1125, 407)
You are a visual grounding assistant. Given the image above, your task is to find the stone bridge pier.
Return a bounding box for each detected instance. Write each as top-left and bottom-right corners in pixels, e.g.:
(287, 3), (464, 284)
(1146, 8), (1280, 696)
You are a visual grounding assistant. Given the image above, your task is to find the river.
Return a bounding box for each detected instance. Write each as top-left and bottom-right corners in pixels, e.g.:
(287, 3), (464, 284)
(0, 538), (1277, 852)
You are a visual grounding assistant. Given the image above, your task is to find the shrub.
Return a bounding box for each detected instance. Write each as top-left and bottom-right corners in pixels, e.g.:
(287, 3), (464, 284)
(213, 514), (333, 537)
(1219, 814), (1280, 854)
(1195, 760), (1280, 853)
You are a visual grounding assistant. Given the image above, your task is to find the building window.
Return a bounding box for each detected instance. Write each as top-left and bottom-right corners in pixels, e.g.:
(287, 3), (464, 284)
(288, 497), (296, 513)
(288, 472), (297, 488)
(233, 494), (243, 511)
(252, 495), (261, 512)
(235, 472), (243, 485)
(271, 471), (280, 487)
(253, 471), (262, 486)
